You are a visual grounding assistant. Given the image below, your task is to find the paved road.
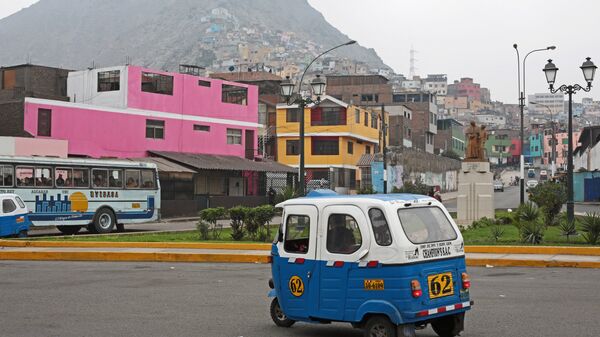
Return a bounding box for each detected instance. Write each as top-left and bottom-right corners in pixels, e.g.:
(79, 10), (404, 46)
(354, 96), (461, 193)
(443, 185), (600, 214)
(0, 261), (598, 337)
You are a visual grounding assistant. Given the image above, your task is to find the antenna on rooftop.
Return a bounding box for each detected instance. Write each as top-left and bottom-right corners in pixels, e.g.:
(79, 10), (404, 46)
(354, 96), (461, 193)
(409, 46), (418, 78)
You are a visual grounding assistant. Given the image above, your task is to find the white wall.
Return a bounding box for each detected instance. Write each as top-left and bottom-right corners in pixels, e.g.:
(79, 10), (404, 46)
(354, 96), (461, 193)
(67, 65), (128, 108)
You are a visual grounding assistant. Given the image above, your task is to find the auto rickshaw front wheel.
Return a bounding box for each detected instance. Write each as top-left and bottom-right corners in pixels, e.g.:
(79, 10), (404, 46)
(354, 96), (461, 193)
(431, 312), (465, 337)
(270, 298), (295, 328)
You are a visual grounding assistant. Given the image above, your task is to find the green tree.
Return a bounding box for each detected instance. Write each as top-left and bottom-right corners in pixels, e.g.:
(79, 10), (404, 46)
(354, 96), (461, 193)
(528, 181), (567, 226)
(198, 207), (226, 240)
(228, 206), (250, 241)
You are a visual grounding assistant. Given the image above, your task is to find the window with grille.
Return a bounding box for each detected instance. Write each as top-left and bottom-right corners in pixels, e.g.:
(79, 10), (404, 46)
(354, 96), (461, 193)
(141, 72), (173, 95)
(311, 107), (346, 126)
(98, 70), (120, 92)
(227, 128), (242, 145)
(146, 119), (165, 139)
(312, 137), (339, 155)
(37, 109), (52, 137)
(286, 140), (299, 155)
(286, 108), (300, 123)
(222, 84), (247, 105)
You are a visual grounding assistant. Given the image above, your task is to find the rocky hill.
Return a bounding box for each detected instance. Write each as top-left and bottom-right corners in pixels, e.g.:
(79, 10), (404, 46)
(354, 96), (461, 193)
(0, 0), (389, 73)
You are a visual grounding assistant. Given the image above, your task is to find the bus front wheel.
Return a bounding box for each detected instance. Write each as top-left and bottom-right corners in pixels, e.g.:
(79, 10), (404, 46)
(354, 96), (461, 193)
(57, 225), (81, 235)
(93, 208), (116, 234)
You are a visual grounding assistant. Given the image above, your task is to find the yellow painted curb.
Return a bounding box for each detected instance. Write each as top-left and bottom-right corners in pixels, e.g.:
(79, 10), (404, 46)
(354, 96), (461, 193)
(466, 246), (600, 256)
(0, 250), (271, 264)
(0, 240), (271, 251)
(467, 258), (600, 269)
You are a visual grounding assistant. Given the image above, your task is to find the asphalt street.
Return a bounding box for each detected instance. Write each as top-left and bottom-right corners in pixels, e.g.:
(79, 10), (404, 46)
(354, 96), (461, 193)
(0, 261), (598, 337)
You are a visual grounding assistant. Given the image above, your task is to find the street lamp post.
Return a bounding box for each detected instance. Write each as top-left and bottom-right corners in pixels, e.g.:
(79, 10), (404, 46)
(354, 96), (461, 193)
(280, 40), (356, 196)
(542, 57), (597, 223)
(531, 101), (557, 176)
(513, 44), (556, 206)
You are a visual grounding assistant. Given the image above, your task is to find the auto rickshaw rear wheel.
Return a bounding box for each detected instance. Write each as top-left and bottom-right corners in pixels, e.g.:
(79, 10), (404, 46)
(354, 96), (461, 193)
(363, 316), (397, 337)
(431, 313), (464, 337)
(270, 298), (295, 328)
(17, 230), (28, 238)
(57, 225), (81, 235)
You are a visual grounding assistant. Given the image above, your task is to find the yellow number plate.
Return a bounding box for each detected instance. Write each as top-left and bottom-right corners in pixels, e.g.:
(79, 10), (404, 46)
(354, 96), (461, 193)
(364, 279), (385, 291)
(289, 276), (304, 297)
(427, 272), (454, 299)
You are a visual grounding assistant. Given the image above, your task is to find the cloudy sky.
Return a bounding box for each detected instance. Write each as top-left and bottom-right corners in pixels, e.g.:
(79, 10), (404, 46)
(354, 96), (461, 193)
(2, 0), (600, 103)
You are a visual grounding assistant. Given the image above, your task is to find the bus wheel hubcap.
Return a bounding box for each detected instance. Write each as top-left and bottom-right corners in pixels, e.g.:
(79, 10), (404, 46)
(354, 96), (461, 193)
(99, 214), (111, 228)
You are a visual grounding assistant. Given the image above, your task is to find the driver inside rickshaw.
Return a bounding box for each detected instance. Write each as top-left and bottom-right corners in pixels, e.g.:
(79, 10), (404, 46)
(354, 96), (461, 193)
(327, 214), (358, 254)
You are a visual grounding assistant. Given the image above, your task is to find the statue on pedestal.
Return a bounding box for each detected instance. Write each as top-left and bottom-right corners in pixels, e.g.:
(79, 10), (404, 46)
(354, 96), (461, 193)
(465, 121), (487, 161)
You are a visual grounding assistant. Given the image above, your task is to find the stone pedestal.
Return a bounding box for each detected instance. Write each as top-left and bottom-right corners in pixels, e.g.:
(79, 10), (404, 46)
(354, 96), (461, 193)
(457, 161), (494, 225)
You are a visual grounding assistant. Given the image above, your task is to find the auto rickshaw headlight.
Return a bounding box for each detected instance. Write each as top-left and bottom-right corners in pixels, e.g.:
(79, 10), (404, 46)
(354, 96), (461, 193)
(411, 280), (422, 298)
(462, 272), (471, 289)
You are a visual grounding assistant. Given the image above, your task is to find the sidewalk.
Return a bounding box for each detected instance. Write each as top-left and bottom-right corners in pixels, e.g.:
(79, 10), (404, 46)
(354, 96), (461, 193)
(1, 242), (598, 268)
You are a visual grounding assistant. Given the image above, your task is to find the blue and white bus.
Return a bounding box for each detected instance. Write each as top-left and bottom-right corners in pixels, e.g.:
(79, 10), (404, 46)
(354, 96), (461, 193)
(0, 156), (160, 234)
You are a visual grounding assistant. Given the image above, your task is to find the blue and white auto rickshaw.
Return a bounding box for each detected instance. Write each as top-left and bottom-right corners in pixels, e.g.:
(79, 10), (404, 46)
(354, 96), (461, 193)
(0, 193), (31, 238)
(268, 191), (472, 337)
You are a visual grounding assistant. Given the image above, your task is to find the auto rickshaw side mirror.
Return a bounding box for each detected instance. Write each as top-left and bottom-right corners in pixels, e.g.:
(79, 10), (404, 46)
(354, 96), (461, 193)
(277, 224), (284, 242)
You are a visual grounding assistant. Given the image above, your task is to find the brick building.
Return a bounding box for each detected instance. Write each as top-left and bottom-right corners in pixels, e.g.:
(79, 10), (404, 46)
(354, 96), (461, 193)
(325, 74), (392, 106)
(391, 92), (438, 154)
(0, 64), (70, 137)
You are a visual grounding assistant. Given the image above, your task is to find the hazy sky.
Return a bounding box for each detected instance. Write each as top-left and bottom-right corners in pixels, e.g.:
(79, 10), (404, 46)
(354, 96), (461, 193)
(3, 0), (600, 103)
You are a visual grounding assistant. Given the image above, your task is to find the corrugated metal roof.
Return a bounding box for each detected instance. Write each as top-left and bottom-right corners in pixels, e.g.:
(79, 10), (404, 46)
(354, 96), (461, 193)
(150, 151), (296, 173)
(128, 157), (195, 173)
(357, 154), (375, 167)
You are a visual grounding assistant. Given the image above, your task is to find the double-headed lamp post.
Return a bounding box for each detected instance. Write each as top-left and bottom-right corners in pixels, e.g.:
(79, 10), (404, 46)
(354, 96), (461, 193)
(542, 57), (597, 223)
(280, 40), (357, 196)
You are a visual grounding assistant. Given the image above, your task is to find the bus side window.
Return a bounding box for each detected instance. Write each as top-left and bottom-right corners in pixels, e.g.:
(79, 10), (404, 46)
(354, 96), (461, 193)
(92, 169), (109, 188)
(125, 170), (140, 188)
(35, 167), (53, 187)
(16, 167), (34, 187)
(0, 165), (14, 187)
(73, 168), (89, 188)
(109, 170), (123, 188)
(55, 168), (73, 187)
(141, 170), (155, 189)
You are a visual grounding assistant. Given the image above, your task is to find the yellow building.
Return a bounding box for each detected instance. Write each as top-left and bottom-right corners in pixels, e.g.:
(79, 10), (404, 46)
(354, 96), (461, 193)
(276, 96), (388, 191)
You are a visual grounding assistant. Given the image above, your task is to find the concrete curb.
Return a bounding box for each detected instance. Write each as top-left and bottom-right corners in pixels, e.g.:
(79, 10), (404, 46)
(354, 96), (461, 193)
(0, 250), (598, 268)
(465, 246), (600, 256)
(467, 258), (600, 269)
(0, 240), (271, 251)
(4, 240), (598, 256)
(0, 250), (271, 264)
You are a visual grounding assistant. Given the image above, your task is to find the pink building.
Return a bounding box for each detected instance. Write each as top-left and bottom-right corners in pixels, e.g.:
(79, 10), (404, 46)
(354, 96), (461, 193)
(447, 77), (481, 102)
(23, 65), (260, 159)
(544, 131), (581, 168)
(19, 65), (296, 217)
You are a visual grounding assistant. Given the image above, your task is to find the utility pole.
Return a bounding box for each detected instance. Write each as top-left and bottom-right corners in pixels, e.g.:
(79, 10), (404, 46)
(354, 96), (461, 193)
(381, 103), (388, 194)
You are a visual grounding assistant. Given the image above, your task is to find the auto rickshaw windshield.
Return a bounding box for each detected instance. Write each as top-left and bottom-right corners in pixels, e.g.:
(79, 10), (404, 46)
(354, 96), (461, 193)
(397, 206), (457, 244)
